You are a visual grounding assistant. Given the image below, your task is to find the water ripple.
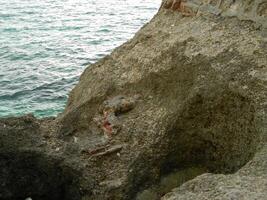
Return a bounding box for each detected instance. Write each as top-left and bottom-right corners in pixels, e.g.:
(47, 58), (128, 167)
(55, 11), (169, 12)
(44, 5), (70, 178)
(0, 0), (161, 118)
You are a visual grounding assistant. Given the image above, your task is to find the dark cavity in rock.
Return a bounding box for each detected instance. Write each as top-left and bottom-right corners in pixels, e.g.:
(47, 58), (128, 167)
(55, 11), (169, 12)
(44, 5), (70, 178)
(0, 152), (82, 200)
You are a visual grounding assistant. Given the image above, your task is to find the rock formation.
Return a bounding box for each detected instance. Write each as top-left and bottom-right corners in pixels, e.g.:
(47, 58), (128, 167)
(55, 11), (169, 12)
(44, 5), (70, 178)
(0, 0), (266, 199)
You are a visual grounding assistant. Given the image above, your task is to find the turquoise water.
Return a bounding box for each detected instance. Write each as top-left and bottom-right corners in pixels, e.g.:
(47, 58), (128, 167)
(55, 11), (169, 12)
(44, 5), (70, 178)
(0, 0), (161, 118)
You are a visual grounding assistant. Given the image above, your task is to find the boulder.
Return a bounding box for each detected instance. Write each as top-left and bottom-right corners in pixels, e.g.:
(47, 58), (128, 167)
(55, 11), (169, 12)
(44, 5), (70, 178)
(0, 0), (266, 199)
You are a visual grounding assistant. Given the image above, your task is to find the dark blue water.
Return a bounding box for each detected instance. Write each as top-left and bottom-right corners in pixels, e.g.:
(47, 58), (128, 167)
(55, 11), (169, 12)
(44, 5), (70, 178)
(0, 0), (160, 118)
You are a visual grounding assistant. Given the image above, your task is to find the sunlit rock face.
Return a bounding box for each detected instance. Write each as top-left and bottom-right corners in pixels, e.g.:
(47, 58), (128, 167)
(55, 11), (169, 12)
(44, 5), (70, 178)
(0, 0), (266, 199)
(161, 0), (267, 27)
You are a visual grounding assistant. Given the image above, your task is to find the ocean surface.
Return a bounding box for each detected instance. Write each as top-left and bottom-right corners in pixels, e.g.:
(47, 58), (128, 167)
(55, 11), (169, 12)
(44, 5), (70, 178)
(0, 0), (161, 118)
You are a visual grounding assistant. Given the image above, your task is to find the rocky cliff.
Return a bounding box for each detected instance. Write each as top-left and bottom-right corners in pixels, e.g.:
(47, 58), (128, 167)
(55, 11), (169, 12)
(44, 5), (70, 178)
(0, 0), (266, 200)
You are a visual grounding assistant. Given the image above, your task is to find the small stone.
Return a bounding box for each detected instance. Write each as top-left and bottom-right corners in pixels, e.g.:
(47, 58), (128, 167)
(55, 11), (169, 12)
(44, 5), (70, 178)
(99, 178), (123, 189)
(73, 136), (78, 143)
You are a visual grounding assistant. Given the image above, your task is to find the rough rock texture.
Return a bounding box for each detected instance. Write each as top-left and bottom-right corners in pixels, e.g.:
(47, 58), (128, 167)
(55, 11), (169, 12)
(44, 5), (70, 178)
(162, 144), (267, 200)
(0, 0), (266, 200)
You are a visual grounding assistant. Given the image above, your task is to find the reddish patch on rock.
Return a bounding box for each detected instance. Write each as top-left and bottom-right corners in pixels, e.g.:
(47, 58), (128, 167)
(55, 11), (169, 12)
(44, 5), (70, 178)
(172, 0), (182, 11)
(164, 0), (195, 16)
(164, 0), (183, 11)
(102, 111), (113, 136)
(103, 120), (113, 136)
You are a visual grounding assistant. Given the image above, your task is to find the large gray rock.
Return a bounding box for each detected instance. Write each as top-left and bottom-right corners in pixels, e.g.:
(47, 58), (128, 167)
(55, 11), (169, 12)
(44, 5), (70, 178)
(0, 0), (266, 199)
(162, 144), (267, 200)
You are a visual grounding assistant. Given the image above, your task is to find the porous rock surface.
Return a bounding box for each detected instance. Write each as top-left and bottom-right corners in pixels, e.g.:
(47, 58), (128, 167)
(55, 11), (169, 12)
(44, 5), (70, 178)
(0, 0), (266, 200)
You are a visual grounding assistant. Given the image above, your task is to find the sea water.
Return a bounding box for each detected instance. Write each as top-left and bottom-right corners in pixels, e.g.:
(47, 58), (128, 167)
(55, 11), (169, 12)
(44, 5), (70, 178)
(0, 0), (161, 118)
